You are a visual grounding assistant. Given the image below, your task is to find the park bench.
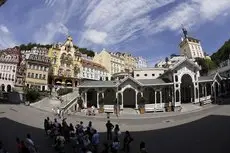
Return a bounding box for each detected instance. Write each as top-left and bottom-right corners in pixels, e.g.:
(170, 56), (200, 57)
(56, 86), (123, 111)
(145, 104), (155, 112)
(104, 105), (114, 113)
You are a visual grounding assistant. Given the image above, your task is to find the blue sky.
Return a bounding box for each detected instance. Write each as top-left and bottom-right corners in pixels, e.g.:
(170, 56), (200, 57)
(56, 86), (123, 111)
(1, 0), (230, 65)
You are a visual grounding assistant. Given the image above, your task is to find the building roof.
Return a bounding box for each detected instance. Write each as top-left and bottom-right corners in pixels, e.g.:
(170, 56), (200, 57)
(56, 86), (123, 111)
(81, 59), (107, 72)
(198, 76), (213, 81)
(79, 80), (118, 87)
(79, 76), (173, 88)
(26, 54), (50, 63)
(137, 79), (172, 85)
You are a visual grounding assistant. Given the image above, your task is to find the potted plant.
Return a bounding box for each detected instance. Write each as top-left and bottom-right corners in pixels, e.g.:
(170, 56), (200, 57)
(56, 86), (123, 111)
(166, 101), (172, 112)
(138, 97), (146, 114)
(99, 97), (104, 113)
(77, 97), (83, 112)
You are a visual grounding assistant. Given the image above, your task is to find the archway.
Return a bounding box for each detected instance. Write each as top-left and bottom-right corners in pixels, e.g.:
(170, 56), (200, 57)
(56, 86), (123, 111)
(7, 85), (11, 92)
(104, 88), (116, 105)
(123, 88), (136, 108)
(143, 87), (155, 104)
(180, 74), (194, 103)
(86, 89), (97, 107)
(1, 84), (5, 92)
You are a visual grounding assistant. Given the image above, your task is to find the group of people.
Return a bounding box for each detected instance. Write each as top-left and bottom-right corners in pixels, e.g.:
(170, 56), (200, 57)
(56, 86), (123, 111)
(43, 117), (148, 153)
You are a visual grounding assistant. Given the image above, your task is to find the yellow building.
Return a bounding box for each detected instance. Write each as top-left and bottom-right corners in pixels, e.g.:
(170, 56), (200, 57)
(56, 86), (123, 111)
(48, 36), (81, 87)
(93, 49), (138, 75)
(25, 54), (50, 91)
(93, 49), (125, 75)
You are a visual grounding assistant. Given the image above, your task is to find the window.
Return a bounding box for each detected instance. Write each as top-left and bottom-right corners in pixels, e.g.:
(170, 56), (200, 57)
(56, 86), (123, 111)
(31, 73), (34, 78)
(136, 74), (140, 77)
(31, 65), (34, 69)
(144, 74), (147, 76)
(152, 74), (155, 76)
(39, 74), (42, 79)
(35, 74), (38, 79)
(27, 73), (30, 77)
(43, 75), (46, 79)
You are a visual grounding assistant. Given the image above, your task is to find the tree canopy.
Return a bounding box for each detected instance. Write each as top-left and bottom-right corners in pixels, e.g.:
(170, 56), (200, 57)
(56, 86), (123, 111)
(211, 39), (230, 66)
(195, 57), (217, 76)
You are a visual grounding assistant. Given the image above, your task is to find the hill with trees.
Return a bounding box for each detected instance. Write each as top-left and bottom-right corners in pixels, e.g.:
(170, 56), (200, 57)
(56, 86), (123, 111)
(211, 39), (230, 66)
(16, 43), (95, 57)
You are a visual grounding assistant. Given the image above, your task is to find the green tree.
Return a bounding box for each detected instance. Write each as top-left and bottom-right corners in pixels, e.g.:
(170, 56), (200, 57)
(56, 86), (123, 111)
(211, 39), (230, 66)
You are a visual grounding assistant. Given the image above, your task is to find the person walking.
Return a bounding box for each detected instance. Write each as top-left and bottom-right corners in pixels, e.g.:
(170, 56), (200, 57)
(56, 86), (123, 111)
(122, 131), (133, 153)
(20, 141), (30, 153)
(106, 120), (114, 140)
(92, 129), (100, 153)
(25, 134), (37, 153)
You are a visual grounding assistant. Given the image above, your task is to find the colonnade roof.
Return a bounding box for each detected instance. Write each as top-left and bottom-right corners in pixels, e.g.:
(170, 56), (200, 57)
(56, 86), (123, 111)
(78, 76), (173, 88)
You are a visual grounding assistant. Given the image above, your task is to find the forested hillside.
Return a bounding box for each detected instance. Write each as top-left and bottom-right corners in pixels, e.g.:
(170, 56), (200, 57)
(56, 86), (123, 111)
(211, 39), (230, 66)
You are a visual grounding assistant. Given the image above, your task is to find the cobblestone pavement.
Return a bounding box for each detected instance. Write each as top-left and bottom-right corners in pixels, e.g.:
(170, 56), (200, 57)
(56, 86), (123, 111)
(1, 102), (230, 153)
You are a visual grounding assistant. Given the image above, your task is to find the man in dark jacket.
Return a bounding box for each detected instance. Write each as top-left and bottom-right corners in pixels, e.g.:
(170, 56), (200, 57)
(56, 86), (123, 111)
(105, 120), (114, 140)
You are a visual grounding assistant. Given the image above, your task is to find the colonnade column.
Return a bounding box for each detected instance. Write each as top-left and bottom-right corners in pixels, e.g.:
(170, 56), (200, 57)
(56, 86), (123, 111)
(154, 91), (157, 105)
(160, 90), (162, 107)
(204, 84), (207, 100)
(121, 92), (124, 109)
(135, 91), (138, 109)
(84, 92), (87, 108)
(96, 92), (99, 109)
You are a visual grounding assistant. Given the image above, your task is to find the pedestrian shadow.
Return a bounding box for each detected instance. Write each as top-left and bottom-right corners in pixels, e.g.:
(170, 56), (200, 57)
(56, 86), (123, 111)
(1, 115), (230, 153)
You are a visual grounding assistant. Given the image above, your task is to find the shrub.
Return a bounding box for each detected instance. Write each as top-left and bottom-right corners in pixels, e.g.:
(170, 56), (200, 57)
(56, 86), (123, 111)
(57, 88), (73, 96)
(25, 88), (40, 103)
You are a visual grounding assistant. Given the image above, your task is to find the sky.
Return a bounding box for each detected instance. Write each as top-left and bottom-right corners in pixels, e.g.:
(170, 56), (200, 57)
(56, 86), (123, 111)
(0, 0), (230, 65)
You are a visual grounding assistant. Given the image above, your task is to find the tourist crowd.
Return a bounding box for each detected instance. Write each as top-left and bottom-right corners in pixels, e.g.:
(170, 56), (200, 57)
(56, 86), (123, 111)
(0, 117), (148, 153)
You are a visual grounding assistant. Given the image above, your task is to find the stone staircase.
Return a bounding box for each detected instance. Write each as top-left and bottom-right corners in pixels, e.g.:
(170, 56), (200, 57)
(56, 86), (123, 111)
(59, 88), (79, 113)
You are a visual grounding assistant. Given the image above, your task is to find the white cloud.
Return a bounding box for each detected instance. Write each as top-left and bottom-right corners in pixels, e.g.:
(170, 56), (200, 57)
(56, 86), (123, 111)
(148, 0), (230, 34)
(0, 26), (17, 49)
(0, 25), (9, 33)
(80, 0), (175, 45)
(85, 29), (107, 44)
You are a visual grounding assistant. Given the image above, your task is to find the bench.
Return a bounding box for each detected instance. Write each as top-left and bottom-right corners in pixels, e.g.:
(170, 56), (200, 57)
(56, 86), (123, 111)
(145, 104), (155, 112)
(155, 104), (164, 112)
(104, 105), (114, 113)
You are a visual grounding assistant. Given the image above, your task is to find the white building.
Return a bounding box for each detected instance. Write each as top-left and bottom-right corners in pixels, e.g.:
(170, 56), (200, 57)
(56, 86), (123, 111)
(134, 67), (167, 80)
(80, 58), (110, 81)
(0, 51), (19, 92)
(179, 37), (205, 59)
(135, 56), (147, 68)
(21, 47), (49, 57)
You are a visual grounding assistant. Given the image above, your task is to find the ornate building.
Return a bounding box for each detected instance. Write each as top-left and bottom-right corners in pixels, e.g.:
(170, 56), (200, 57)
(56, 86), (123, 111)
(48, 36), (81, 87)
(78, 57), (224, 112)
(24, 54), (50, 91)
(0, 48), (20, 92)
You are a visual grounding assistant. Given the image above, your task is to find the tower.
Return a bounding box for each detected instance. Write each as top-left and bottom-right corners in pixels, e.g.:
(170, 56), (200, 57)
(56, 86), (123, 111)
(179, 27), (205, 59)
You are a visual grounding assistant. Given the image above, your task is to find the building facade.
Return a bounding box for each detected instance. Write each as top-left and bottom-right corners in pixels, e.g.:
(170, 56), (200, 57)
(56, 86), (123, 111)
(21, 47), (49, 57)
(134, 68), (167, 80)
(135, 56), (148, 69)
(48, 36), (81, 87)
(25, 54), (50, 91)
(78, 57), (224, 112)
(79, 58), (110, 81)
(0, 48), (20, 92)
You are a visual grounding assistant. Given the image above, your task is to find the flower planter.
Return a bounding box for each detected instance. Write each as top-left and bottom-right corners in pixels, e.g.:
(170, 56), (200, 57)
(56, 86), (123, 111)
(99, 107), (104, 113)
(139, 107), (145, 114)
(166, 106), (172, 112)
